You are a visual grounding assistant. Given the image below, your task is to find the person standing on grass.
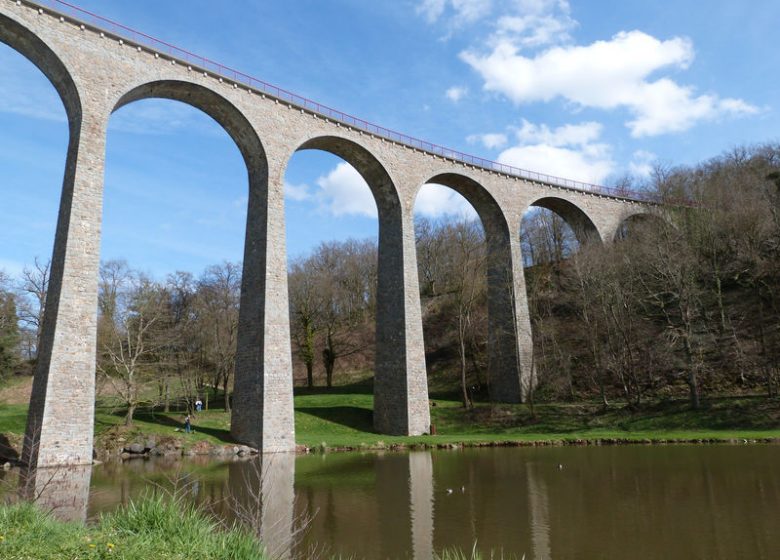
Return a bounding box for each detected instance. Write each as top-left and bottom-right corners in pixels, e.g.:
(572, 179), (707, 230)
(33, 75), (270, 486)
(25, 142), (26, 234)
(195, 398), (203, 412)
(184, 414), (192, 434)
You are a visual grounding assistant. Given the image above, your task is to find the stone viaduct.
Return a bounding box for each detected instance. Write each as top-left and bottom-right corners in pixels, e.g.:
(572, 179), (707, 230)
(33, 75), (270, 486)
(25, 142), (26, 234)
(1, 0), (662, 468)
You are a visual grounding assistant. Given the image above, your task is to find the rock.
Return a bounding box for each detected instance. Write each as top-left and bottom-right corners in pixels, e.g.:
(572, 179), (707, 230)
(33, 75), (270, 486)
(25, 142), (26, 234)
(120, 452), (131, 460)
(2, 462), (11, 470)
(128, 443), (145, 454)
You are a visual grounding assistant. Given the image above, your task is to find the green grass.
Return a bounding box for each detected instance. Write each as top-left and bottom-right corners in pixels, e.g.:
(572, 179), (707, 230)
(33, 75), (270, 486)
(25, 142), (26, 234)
(1, 385), (779, 456)
(0, 496), (265, 559)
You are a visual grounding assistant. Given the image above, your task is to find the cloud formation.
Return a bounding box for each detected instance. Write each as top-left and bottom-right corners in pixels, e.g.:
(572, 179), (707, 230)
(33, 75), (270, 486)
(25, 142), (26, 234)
(418, 1), (757, 137)
(461, 30), (757, 137)
(285, 162), (478, 219)
(495, 120), (614, 184)
(445, 86), (469, 102)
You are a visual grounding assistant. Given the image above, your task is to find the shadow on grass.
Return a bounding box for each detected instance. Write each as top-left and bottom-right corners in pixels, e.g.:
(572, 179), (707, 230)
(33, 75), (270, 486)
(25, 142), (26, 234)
(0, 433), (19, 461)
(294, 378), (374, 396)
(297, 406), (375, 433)
(100, 408), (238, 444)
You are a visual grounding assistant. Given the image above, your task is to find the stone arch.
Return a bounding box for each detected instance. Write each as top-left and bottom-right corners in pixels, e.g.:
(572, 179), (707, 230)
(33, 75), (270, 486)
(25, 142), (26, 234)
(413, 172), (527, 403)
(0, 13), (81, 131)
(414, 172), (510, 240)
(113, 80), (266, 174)
(110, 80), (284, 450)
(284, 134), (426, 435)
(526, 196), (601, 245)
(292, 134), (402, 218)
(613, 210), (669, 241)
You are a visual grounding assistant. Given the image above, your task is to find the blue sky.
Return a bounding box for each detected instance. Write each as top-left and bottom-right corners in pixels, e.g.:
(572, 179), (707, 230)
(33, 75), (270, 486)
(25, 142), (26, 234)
(1, 0), (778, 278)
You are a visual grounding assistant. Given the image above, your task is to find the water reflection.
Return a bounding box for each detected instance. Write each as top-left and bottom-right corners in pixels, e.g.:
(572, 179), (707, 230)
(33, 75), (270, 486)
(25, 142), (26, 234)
(409, 451), (434, 560)
(18, 463), (92, 522)
(228, 453), (295, 560)
(526, 462), (551, 560)
(4, 445), (775, 559)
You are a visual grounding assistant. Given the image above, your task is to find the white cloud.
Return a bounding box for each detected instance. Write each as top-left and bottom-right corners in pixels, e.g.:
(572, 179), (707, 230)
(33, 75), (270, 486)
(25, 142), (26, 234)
(305, 163), (479, 220)
(284, 181), (311, 202)
(495, 119), (614, 184)
(628, 150), (656, 178)
(414, 183), (478, 219)
(315, 162), (377, 218)
(445, 86), (469, 102)
(416, 0), (447, 23)
(466, 132), (508, 149)
(513, 119), (601, 147)
(419, 0), (572, 45)
(461, 30), (757, 137)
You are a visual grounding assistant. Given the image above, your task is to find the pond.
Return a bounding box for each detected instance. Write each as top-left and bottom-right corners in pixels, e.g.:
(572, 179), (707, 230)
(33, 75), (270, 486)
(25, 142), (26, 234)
(3, 445), (779, 559)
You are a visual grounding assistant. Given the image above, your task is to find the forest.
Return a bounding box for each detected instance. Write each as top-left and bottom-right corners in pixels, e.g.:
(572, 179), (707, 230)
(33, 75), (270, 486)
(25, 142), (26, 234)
(0, 144), (778, 425)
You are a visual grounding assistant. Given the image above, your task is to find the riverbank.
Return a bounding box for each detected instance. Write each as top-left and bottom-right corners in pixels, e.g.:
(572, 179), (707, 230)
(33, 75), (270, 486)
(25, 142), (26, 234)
(2, 387), (779, 462)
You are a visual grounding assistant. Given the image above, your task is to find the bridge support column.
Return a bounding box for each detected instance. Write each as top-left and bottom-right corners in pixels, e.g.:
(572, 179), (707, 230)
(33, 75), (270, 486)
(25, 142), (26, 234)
(487, 230), (534, 402)
(374, 207), (431, 435)
(232, 164), (295, 452)
(23, 111), (106, 468)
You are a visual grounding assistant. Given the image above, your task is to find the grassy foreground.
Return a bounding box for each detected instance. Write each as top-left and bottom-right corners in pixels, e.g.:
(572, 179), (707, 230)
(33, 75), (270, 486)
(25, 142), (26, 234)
(0, 496), (265, 560)
(1, 382), (780, 455)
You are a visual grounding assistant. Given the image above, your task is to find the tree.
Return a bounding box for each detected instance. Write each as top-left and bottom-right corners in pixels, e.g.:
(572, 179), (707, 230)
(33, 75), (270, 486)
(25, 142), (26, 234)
(15, 257), (49, 360)
(288, 258), (323, 387)
(310, 239), (377, 388)
(195, 262), (241, 410)
(97, 267), (171, 426)
(0, 271), (20, 379)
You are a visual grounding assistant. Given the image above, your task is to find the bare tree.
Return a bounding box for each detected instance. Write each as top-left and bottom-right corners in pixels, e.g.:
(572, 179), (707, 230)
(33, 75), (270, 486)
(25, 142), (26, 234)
(97, 269), (171, 426)
(15, 257), (49, 360)
(195, 262), (241, 411)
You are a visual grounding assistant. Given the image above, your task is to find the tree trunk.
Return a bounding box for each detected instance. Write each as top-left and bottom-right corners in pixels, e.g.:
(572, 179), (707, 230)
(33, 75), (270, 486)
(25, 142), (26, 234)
(306, 361), (314, 388)
(125, 403), (136, 427)
(458, 315), (471, 409)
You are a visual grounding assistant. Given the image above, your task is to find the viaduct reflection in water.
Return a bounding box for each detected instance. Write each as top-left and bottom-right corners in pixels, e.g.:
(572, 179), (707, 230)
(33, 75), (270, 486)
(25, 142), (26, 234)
(18, 463), (93, 523)
(4, 446), (778, 559)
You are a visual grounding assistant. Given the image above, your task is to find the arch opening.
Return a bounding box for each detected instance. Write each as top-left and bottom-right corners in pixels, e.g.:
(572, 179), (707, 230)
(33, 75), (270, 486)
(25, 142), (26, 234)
(283, 138), (386, 392)
(99, 82), (266, 427)
(414, 172), (527, 404)
(521, 197), (600, 267)
(412, 181), (488, 408)
(614, 212), (668, 242)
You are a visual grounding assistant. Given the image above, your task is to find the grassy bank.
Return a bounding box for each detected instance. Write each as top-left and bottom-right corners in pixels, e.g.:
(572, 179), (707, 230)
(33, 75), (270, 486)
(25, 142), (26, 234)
(0, 496), (265, 559)
(2, 381), (779, 456)
(0, 498), (509, 560)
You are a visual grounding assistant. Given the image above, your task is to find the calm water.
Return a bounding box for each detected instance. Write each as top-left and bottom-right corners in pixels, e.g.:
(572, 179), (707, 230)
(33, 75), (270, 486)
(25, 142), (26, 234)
(3, 445), (779, 559)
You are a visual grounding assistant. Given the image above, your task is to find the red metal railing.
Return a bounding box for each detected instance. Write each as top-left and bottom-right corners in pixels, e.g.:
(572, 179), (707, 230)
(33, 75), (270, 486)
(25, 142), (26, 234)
(22, 0), (678, 205)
